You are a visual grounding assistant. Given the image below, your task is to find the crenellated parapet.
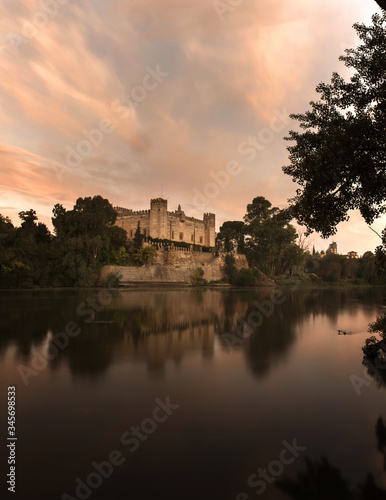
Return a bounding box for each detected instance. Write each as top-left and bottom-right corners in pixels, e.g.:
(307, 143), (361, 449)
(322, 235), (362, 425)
(115, 198), (216, 247)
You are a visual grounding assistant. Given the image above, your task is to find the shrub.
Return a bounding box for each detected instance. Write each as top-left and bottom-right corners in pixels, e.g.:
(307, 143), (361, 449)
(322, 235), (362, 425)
(134, 246), (157, 265)
(0, 260), (33, 288)
(234, 268), (256, 286)
(113, 246), (130, 266)
(190, 267), (207, 286)
(105, 269), (122, 287)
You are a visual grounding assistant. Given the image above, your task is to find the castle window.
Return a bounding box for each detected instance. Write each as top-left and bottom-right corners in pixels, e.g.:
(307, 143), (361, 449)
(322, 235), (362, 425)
(143, 229), (147, 237)
(200, 236), (203, 244)
(179, 232), (183, 240)
(130, 230), (133, 237)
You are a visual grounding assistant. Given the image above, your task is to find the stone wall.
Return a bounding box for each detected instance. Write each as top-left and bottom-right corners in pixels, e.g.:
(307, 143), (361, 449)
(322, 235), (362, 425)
(114, 198), (215, 247)
(168, 214), (206, 245)
(100, 251), (249, 285)
(116, 211), (150, 238)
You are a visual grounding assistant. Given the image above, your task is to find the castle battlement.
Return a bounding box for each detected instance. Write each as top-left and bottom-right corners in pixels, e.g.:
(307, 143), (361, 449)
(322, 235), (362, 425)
(114, 198), (215, 247)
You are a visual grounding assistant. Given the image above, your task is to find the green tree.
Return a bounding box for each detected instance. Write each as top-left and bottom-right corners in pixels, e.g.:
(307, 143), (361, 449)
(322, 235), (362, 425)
(0, 215), (15, 263)
(317, 254), (344, 282)
(133, 221), (143, 253)
(283, 13), (386, 237)
(224, 254), (238, 283)
(133, 246), (157, 266)
(216, 221), (245, 253)
(190, 267), (207, 286)
(358, 251), (377, 282)
(113, 246), (130, 266)
(375, 228), (386, 278)
(244, 197), (305, 276)
(19, 209), (38, 228)
(52, 196), (116, 238)
(51, 196), (117, 286)
(0, 210), (51, 287)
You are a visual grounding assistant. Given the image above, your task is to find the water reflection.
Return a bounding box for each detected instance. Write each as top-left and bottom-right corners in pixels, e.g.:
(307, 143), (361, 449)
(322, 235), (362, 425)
(1, 288), (386, 500)
(0, 288), (385, 380)
(277, 416), (386, 499)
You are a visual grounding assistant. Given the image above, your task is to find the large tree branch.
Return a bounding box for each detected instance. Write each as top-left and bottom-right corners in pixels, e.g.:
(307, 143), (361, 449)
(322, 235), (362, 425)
(375, 0), (386, 11)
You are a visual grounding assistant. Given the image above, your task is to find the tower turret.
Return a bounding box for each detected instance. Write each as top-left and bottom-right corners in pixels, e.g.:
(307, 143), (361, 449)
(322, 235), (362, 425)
(150, 198), (168, 239)
(203, 212), (216, 247)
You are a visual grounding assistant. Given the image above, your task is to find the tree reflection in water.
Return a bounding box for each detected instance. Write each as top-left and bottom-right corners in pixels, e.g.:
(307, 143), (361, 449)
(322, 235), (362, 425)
(276, 417), (386, 500)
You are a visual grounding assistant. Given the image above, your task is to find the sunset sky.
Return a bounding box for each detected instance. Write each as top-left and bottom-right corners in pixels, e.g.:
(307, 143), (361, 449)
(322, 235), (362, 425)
(0, 0), (384, 255)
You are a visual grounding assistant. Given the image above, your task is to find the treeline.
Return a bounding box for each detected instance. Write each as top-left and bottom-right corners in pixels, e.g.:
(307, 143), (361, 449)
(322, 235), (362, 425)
(304, 252), (384, 284)
(217, 196), (306, 278)
(0, 196), (145, 288)
(217, 196), (386, 284)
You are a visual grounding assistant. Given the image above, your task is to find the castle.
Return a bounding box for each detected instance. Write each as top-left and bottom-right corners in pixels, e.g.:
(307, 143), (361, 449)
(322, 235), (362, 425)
(114, 198), (216, 247)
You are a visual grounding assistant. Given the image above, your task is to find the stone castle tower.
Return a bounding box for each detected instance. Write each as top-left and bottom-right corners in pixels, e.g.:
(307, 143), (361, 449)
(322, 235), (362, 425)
(114, 198), (216, 247)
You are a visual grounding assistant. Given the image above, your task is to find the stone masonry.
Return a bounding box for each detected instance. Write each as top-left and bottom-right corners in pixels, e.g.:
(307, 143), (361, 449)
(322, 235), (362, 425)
(114, 198), (216, 247)
(100, 250), (249, 285)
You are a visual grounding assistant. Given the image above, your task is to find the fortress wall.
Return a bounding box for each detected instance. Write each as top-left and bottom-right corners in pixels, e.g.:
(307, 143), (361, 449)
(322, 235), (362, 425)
(168, 216), (206, 245)
(100, 253), (249, 285)
(116, 213), (151, 238)
(115, 199), (216, 247)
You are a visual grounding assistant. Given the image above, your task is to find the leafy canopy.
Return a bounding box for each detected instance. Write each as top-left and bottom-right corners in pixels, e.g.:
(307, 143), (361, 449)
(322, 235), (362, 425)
(283, 13), (386, 237)
(243, 197), (305, 276)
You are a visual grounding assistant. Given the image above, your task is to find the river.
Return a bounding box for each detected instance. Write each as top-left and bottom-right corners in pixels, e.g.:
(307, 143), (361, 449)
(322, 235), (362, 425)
(1, 287), (386, 500)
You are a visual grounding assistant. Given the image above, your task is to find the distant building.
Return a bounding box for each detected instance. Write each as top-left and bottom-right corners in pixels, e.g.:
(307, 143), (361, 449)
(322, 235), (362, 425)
(347, 251), (358, 259)
(327, 242), (338, 254)
(114, 198), (216, 247)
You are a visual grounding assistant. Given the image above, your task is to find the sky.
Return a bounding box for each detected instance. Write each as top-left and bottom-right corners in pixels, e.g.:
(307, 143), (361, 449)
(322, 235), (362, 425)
(0, 0), (384, 255)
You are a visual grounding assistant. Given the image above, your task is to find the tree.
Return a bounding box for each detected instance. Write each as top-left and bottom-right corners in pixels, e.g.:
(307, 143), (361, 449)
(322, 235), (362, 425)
(317, 254), (344, 282)
(283, 13), (386, 237)
(51, 196), (118, 286)
(0, 215), (14, 262)
(19, 209), (38, 228)
(243, 197), (305, 276)
(133, 221), (143, 253)
(224, 254), (238, 283)
(113, 246), (130, 266)
(358, 251), (377, 282)
(216, 221), (245, 253)
(375, 228), (386, 277)
(133, 246), (157, 266)
(52, 196), (117, 238)
(0, 210), (52, 287)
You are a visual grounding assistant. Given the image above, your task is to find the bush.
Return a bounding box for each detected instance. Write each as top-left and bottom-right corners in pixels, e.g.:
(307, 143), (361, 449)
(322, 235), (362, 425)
(105, 269), (122, 287)
(113, 246), (130, 266)
(234, 268), (256, 286)
(190, 267), (207, 286)
(134, 246), (157, 265)
(0, 260), (33, 288)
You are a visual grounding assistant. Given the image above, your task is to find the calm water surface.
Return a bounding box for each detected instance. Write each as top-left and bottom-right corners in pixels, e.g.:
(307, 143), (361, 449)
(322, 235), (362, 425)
(1, 287), (386, 500)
